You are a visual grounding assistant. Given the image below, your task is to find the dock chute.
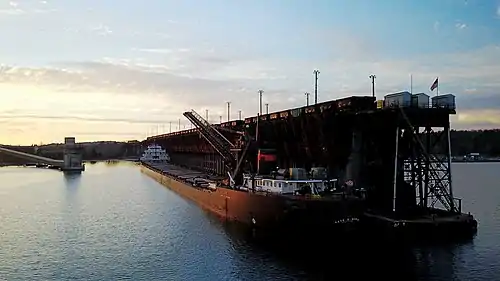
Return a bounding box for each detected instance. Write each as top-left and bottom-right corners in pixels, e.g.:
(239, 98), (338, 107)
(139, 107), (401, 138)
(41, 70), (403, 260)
(184, 110), (235, 167)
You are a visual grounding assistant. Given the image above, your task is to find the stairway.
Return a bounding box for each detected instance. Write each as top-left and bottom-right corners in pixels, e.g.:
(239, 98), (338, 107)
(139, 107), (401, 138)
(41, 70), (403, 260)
(183, 110), (236, 168)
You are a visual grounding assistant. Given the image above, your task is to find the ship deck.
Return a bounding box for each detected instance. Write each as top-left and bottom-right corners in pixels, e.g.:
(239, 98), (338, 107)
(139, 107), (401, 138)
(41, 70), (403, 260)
(146, 162), (224, 182)
(142, 161), (363, 202)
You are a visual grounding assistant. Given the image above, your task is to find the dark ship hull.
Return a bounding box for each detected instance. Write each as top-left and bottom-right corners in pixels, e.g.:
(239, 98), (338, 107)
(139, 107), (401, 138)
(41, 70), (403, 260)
(141, 162), (364, 235)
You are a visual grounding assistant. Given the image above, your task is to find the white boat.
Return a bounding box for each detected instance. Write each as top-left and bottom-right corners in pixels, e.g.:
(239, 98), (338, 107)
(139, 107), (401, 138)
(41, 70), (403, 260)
(140, 144), (170, 163)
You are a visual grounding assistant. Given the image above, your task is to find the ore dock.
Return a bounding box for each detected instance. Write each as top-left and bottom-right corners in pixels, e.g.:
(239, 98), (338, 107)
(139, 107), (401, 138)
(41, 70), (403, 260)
(143, 90), (478, 240)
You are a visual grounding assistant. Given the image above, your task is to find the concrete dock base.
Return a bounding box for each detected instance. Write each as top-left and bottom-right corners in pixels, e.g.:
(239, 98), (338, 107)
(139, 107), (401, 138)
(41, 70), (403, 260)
(362, 210), (478, 242)
(60, 164), (85, 172)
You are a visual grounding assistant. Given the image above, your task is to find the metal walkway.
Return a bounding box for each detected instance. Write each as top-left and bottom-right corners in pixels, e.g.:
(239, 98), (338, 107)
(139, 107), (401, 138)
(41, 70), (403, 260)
(183, 109), (236, 168)
(0, 146), (63, 166)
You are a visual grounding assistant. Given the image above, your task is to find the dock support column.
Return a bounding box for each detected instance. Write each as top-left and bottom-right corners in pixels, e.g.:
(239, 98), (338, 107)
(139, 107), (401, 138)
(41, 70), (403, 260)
(345, 129), (362, 189)
(211, 154), (215, 174)
(416, 127), (424, 207)
(393, 127), (400, 213)
(446, 124), (455, 212)
(424, 126), (431, 208)
(216, 155), (222, 176)
(203, 154), (206, 171)
(213, 155), (216, 174)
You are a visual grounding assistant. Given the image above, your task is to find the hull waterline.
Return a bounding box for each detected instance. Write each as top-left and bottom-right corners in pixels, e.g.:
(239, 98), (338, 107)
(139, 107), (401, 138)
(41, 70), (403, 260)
(141, 163), (365, 235)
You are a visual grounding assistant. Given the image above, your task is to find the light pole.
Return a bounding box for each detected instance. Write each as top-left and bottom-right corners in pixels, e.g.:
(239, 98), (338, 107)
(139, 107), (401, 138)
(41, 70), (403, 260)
(226, 101), (231, 121)
(205, 109), (209, 122)
(258, 89), (264, 115)
(305, 92), (310, 106)
(238, 110), (242, 120)
(178, 119), (181, 131)
(265, 103), (269, 114)
(313, 69), (320, 104)
(169, 121), (172, 133)
(219, 115), (222, 124)
(369, 74), (376, 98)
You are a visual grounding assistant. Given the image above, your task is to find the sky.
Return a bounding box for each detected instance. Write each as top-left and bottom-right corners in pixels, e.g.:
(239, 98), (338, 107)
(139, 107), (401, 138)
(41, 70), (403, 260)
(1, 0), (500, 145)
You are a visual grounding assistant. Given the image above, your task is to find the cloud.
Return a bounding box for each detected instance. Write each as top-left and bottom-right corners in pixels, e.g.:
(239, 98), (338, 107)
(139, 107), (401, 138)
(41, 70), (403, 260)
(434, 21), (440, 32)
(0, 0), (56, 17)
(2, 42), (500, 131)
(0, 59), (265, 110)
(89, 24), (112, 36)
(497, 5), (500, 18)
(0, 113), (173, 125)
(455, 93), (500, 110)
(135, 48), (175, 54)
(451, 109), (500, 129)
(455, 22), (467, 29)
(73, 131), (146, 137)
(0, 8), (23, 15)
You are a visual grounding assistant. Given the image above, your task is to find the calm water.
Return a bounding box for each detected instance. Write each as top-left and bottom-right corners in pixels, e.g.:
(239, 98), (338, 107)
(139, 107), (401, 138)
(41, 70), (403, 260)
(0, 162), (498, 280)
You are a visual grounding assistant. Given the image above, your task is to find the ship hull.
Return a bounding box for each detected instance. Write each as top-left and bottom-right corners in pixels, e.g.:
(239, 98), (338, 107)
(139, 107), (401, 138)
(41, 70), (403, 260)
(141, 163), (365, 235)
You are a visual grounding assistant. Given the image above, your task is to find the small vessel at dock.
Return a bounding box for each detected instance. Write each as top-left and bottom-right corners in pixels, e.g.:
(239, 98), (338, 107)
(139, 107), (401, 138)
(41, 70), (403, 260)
(140, 144), (171, 163)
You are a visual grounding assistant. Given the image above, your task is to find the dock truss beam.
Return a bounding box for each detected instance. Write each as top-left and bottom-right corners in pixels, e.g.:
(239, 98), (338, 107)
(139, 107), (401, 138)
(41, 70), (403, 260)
(396, 108), (459, 214)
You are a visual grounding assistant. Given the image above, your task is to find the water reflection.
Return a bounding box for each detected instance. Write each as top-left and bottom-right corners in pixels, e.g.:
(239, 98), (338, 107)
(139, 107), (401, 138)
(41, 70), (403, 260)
(205, 212), (474, 281)
(63, 172), (81, 187)
(104, 160), (120, 166)
(0, 162), (494, 281)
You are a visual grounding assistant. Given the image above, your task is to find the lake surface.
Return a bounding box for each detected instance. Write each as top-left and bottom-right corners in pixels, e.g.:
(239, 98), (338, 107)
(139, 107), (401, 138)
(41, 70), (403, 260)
(0, 162), (498, 280)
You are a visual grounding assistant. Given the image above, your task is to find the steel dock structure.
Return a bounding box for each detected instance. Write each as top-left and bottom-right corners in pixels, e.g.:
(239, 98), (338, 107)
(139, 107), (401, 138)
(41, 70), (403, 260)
(143, 92), (478, 239)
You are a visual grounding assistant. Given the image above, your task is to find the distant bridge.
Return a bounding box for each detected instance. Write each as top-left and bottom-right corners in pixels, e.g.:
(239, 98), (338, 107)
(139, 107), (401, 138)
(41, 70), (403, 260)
(0, 146), (63, 166)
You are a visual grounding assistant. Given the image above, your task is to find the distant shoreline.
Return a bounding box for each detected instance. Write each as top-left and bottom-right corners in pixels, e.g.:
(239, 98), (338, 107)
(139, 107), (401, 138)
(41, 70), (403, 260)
(2, 158), (499, 168)
(452, 159), (500, 163)
(0, 158), (140, 167)
(83, 158), (139, 162)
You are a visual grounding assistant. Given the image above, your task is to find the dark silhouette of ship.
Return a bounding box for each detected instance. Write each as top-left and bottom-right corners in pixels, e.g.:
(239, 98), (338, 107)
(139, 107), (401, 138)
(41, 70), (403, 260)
(140, 107), (366, 235)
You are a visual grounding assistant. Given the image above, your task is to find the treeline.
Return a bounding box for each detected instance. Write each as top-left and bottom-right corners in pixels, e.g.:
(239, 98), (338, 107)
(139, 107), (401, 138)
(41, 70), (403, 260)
(450, 129), (500, 156)
(32, 142), (142, 160)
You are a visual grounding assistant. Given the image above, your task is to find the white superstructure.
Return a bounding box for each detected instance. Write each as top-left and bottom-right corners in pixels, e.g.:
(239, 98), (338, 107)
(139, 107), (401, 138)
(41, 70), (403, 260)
(140, 144), (170, 163)
(237, 168), (339, 196)
(241, 175), (337, 195)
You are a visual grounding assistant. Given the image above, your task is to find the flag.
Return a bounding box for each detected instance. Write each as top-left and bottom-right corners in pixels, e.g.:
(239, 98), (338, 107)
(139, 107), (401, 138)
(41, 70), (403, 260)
(430, 77), (438, 91)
